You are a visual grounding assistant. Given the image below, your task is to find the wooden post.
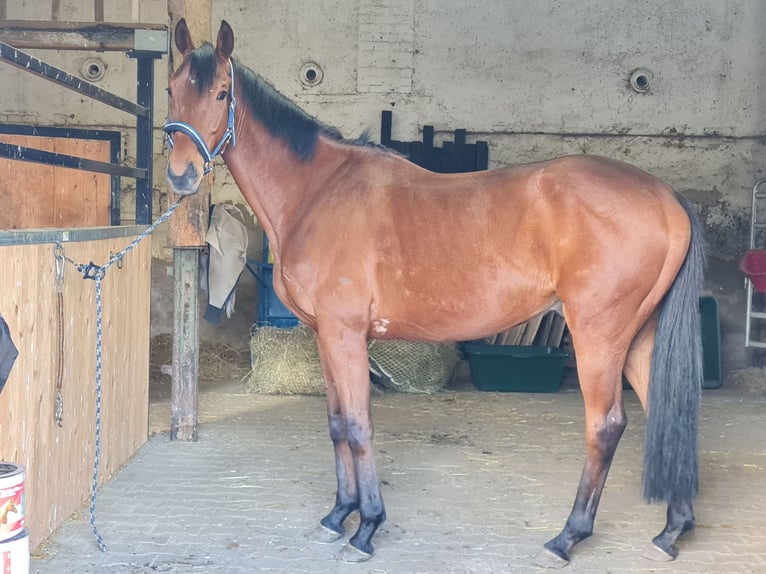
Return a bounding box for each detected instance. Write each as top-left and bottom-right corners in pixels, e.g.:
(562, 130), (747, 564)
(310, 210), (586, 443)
(167, 1), (213, 248)
(170, 247), (199, 441)
(166, 0), (212, 441)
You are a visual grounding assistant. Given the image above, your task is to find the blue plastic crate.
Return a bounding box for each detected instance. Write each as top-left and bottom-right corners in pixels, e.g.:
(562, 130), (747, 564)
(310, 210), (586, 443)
(246, 262), (299, 328)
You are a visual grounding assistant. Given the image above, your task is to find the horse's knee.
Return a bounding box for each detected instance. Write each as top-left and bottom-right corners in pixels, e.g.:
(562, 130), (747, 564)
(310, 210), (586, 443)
(346, 419), (373, 453)
(327, 412), (347, 443)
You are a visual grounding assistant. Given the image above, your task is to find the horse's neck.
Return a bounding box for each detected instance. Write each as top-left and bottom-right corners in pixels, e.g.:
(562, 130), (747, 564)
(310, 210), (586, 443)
(223, 121), (345, 261)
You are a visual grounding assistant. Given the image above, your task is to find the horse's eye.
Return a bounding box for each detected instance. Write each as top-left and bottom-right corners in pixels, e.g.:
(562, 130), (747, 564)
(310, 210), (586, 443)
(216, 90), (228, 101)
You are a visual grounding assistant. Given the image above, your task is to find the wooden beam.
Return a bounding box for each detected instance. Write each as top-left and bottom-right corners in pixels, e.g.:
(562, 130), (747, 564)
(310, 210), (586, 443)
(167, 3), (212, 248)
(94, 0), (104, 22)
(0, 20), (166, 51)
(171, 248), (200, 441)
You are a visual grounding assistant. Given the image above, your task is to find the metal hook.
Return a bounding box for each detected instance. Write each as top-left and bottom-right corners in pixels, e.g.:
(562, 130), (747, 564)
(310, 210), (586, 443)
(53, 242), (66, 292)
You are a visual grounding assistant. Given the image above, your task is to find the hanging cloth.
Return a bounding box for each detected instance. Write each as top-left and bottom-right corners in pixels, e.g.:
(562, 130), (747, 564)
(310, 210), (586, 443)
(204, 204), (249, 323)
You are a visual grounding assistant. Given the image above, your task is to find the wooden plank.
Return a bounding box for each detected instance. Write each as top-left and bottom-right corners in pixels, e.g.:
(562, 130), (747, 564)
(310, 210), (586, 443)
(0, 234), (151, 550)
(497, 324), (525, 346)
(547, 314), (567, 348)
(0, 19), (166, 51)
(535, 311), (554, 347)
(53, 138), (110, 227)
(0, 134), (55, 229)
(0, 134), (110, 229)
(520, 312), (545, 346)
(94, 0), (104, 22)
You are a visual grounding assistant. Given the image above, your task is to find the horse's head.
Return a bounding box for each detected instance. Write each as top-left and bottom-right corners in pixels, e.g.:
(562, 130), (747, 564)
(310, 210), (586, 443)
(165, 19), (236, 195)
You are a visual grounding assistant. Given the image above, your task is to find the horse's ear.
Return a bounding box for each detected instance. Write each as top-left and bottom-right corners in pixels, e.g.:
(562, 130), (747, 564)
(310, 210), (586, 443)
(174, 18), (194, 56)
(216, 20), (234, 59)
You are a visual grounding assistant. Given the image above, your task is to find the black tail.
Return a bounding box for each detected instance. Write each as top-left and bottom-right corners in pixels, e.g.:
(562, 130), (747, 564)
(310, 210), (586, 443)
(643, 194), (706, 503)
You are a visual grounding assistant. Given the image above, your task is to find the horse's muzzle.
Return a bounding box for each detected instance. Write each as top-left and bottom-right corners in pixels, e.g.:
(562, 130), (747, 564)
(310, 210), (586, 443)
(166, 162), (200, 196)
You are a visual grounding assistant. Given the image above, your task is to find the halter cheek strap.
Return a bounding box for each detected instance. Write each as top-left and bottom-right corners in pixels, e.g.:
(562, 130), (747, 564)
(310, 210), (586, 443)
(164, 59), (237, 175)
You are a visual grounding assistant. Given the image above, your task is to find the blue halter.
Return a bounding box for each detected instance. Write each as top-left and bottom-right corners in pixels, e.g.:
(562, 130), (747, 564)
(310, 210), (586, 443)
(164, 59), (237, 175)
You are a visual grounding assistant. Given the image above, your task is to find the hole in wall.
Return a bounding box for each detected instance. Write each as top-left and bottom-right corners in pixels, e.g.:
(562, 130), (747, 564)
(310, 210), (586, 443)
(299, 61), (324, 88)
(81, 58), (107, 82)
(629, 68), (652, 93)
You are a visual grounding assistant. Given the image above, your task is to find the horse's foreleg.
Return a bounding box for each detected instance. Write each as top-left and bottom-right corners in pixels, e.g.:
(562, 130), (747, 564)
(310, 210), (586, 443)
(536, 354), (627, 568)
(310, 359), (358, 543)
(316, 324), (385, 562)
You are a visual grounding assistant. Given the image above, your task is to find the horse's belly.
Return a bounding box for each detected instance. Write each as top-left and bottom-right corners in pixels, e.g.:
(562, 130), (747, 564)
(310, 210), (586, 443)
(371, 293), (559, 343)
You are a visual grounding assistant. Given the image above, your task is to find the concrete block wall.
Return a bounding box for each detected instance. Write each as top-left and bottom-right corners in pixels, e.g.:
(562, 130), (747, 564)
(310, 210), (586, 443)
(5, 1), (765, 258)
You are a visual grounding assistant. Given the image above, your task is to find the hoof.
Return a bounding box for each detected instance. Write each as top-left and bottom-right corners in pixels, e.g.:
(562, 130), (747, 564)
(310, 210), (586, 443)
(337, 543), (373, 563)
(308, 523), (344, 544)
(642, 543), (676, 562)
(533, 547), (570, 569)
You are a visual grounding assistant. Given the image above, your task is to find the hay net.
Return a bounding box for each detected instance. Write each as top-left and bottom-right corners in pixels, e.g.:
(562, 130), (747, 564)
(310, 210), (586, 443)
(248, 325), (459, 395)
(368, 339), (459, 394)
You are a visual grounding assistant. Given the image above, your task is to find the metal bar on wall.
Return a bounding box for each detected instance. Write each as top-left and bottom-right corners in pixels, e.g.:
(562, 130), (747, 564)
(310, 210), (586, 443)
(0, 142), (146, 179)
(0, 41), (149, 117)
(130, 52), (161, 224)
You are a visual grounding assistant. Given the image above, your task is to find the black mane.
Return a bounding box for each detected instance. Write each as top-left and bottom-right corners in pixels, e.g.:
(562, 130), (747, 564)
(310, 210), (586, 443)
(186, 44), (391, 161)
(233, 57), (322, 161)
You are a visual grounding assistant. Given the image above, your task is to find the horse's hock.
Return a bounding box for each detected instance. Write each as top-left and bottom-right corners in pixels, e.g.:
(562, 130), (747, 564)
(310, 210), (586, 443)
(0, 136), (153, 551)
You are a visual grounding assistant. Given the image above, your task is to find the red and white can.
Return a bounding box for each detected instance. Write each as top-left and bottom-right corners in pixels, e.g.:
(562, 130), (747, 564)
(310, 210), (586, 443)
(0, 527), (29, 574)
(0, 464), (24, 543)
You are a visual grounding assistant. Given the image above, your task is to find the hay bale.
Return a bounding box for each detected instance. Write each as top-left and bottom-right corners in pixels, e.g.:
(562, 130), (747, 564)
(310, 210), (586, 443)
(150, 334), (250, 383)
(248, 325), (325, 395)
(248, 326), (459, 395)
(368, 339), (459, 394)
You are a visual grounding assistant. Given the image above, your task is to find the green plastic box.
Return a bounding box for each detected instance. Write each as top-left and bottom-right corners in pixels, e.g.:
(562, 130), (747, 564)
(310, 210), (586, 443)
(700, 295), (722, 389)
(463, 344), (568, 393)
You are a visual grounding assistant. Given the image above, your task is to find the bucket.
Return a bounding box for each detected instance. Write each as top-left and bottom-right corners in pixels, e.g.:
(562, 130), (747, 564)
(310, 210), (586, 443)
(0, 463), (24, 542)
(740, 250), (766, 293)
(0, 527), (29, 574)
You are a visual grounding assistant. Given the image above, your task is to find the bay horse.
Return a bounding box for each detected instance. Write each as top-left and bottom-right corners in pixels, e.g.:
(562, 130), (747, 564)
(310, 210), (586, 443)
(165, 19), (705, 567)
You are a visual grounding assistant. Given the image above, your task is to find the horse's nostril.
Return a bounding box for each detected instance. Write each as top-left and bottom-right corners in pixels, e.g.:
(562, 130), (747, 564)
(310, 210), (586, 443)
(166, 162), (200, 194)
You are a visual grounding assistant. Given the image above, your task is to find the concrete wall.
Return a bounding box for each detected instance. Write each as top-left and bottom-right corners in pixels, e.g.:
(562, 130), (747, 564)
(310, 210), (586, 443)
(4, 0), (765, 369)
(5, 1), (764, 257)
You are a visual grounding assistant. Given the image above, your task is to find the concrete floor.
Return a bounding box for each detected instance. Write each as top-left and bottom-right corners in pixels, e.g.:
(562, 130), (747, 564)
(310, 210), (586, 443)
(30, 375), (766, 574)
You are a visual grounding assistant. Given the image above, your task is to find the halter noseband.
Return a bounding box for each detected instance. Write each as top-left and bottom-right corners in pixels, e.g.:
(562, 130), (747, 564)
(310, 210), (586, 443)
(164, 59), (237, 175)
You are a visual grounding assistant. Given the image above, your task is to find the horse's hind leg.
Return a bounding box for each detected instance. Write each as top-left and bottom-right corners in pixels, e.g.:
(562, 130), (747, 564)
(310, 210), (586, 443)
(535, 340), (628, 568)
(644, 499), (695, 561)
(623, 317), (696, 561)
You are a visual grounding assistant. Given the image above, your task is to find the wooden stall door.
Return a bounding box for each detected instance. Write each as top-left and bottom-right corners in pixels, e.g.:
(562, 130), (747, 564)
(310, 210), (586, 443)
(0, 134), (111, 229)
(0, 235), (151, 550)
